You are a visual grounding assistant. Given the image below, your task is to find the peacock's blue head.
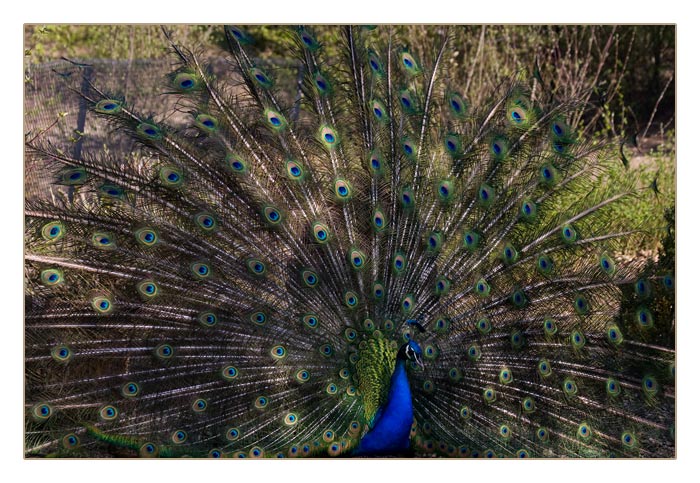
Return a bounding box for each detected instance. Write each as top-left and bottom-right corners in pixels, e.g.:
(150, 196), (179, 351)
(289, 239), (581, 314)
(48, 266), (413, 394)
(399, 339), (424, 370)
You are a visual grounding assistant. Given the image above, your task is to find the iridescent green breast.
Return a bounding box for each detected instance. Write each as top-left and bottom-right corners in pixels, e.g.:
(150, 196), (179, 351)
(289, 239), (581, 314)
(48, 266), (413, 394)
(355, 332), (397, 424)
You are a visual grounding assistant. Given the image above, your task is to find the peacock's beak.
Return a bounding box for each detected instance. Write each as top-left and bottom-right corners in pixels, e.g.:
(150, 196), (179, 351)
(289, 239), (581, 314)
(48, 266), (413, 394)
(415, 355), (425, 371)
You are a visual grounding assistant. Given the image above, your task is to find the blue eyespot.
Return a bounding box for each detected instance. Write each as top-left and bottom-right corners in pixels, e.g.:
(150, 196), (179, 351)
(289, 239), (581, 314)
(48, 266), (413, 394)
(223, 366), (238, 379)
(155, 343), (174, 360)
(123, 382), (139, 395)
(663, 274), (674, 289)
(63, 434), (79, 448)
(100, 405), (118, 420)
(303, 315), (319, 328)
(94, 98), (124, 115)
(199, 312), (218, 327)
(635, 279), (651, 297)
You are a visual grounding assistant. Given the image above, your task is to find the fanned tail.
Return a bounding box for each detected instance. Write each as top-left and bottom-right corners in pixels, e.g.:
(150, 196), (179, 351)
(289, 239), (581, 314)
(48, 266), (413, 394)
(25, 25), (674, 458)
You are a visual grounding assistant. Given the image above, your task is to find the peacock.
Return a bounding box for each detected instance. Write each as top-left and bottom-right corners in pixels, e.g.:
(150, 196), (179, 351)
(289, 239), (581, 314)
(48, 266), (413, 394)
(24, 25), (675, 458)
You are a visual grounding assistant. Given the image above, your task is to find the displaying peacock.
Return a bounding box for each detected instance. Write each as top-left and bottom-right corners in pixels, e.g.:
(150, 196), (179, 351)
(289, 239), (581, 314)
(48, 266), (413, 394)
(24, 25), (675, 458)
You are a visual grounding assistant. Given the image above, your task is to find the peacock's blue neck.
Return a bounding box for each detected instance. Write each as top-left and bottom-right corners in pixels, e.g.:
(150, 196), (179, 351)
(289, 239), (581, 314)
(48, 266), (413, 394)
(354, 358), (414, 456)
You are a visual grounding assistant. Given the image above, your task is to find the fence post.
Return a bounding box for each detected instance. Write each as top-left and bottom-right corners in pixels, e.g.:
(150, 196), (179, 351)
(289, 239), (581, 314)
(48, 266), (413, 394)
(69, 65), (93, 203)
